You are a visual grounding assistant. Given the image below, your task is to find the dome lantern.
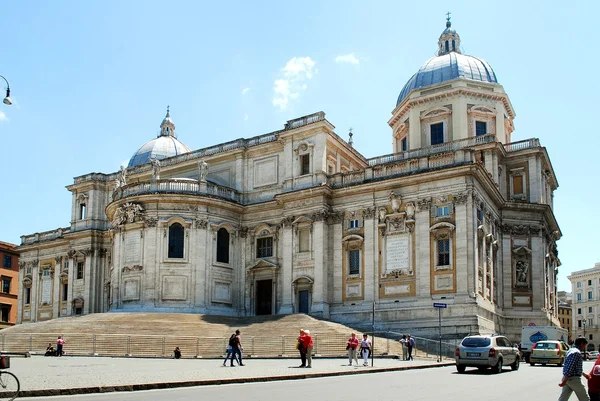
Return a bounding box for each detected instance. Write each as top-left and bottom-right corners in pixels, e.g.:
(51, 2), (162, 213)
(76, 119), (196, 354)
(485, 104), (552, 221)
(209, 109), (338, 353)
(159, 105), (176, 138)
(438, 13), (461, 56)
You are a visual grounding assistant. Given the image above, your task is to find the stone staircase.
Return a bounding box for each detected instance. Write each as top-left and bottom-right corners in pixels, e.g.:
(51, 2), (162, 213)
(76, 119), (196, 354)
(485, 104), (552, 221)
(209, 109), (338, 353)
(0, 313), (415, 359)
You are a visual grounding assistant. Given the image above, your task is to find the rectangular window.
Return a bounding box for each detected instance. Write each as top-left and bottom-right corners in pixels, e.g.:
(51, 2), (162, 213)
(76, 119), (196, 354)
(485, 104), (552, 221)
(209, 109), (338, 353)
(298, 229), (310, 253)
(437, 206), (450, 217)
(475, 121), (487, 136)
(578, 308), (582, 314)
(591, 334), (595, 341)
(2, 255), (11, 269)
(42, 269), (50, 277)
(349, 250), (360, 275)
(589, 307), (593, 313)
(24, 287), (31, 305)
(578, 282), (582, 288)
(300, 154), (310, 175)
(1, 278), (9, 294)
(430, 122), (444, 145)
(256, 237), (273, 258)
(62, 283), (68, 302)
(79, 204), (86, 220)
(512, 175), (524, 195)
(401, 137), (408, 151)
(76, 262), (84, 280)
(589, 291), (593, 300)
(437, 239), (450, 266)
(26, 266), (31, 275)
(1, 305), (9, 323)
(578, 320), (582, 328)
(476, 209), (484, 224)
(578, 293), (583, 301)
(349, 219), (360, 229)
(589, 280), (593, 286)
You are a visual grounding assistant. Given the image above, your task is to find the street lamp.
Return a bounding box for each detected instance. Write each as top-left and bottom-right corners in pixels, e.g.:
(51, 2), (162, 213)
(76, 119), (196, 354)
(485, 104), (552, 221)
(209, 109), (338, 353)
(583, 320), (587, 338)
(0, 75), (12, 105)
(550, 306), (555, 327)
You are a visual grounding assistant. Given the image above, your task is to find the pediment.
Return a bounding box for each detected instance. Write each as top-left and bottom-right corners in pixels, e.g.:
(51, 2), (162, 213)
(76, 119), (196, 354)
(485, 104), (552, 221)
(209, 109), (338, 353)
(248, 259), (279, 270)
(430, 222), (455, 232)
(292, 216), (313, 225)
(513, 246), (532, 255)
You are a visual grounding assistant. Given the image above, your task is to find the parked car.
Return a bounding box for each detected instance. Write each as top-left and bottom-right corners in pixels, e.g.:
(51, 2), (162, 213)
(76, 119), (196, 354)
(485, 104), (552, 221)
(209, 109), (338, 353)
(589, 351), (599, 359)
(529, 340), (569, 366)
(455, 335), (520, 374)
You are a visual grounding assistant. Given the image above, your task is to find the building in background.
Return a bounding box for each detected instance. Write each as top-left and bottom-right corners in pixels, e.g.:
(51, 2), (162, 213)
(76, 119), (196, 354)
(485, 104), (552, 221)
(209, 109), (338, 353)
(558, 290), (572, 342)
(569, 263), (600, 350)
(16, 18), (561, 340)
(0, 241), (19, 328)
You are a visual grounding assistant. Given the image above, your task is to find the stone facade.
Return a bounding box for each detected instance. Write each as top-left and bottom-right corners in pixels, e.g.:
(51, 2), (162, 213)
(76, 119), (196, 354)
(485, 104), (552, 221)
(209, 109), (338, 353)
(568, 263), (600, 350)
(16, 22), (562, 340)
(0, 241), (19, 327)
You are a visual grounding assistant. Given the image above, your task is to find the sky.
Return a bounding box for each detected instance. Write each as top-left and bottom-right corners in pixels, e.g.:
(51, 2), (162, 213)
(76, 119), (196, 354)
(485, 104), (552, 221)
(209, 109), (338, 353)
(0, 0), (598, 292)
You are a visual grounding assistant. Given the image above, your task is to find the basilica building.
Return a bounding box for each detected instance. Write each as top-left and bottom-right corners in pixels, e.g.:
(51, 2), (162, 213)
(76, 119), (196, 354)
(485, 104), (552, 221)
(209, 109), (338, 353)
(16, 19), (561, 339)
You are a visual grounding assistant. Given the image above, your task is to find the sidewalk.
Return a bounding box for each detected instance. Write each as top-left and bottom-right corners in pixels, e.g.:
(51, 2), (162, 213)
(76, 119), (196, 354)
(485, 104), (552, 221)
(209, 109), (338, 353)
(8, 356), (454, 398)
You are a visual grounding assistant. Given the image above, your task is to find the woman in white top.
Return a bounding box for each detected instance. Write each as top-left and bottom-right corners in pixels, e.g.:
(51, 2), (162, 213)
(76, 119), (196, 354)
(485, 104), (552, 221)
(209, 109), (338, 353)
(360, 334), (372, 366)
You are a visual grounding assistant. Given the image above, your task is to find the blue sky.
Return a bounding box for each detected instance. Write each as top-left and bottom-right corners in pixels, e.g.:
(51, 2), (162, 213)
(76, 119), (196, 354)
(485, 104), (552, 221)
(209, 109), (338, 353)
(0, 1), (598, 292)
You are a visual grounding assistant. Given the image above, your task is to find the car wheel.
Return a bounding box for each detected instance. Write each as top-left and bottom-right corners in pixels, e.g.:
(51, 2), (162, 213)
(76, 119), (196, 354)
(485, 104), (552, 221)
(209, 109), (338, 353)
(530, 362), (535, 366)
(511, 356), (520, 371)
(558, 358), (564, 367)
(493, 358), (503, 374)
(456, 365), (466, 373)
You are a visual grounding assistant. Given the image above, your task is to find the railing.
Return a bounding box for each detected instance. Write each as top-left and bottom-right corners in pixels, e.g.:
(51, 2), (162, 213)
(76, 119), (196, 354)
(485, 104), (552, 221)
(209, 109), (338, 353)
(284, 111), (325, 130)
(504, 138), (540, 152)
(21, 227), (71, 245)
(367, 134), (495, 167)
(112, 179), (241, 203)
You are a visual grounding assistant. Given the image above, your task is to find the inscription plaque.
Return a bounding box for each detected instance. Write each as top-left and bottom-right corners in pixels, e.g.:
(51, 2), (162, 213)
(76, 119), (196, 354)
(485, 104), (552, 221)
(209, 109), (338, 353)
(386, 235), (410, 272)
(125, 232), (141, 265)
(41, 279), (52, 304)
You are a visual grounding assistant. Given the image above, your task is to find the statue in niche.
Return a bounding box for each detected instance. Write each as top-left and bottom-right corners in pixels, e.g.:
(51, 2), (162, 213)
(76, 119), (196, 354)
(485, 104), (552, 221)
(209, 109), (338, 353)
(405, 202), (415, 219)
(150, 157), (161, 180)
(198, 160), (209, 182)
(389, 191), (401, 213)
(515, 260), (529, 286)
(378, 207), (387, 224)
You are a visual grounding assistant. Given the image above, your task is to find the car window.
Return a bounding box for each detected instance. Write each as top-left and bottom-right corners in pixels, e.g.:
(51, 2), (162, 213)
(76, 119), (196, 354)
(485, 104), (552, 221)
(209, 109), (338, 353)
(462, 337), (491, 347)
(535, 342), (558, 350)
(495, 338), (506, 347)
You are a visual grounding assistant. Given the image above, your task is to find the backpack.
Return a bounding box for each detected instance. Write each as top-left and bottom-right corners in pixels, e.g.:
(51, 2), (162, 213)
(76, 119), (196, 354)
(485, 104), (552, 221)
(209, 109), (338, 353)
(229, 334), (237, 347)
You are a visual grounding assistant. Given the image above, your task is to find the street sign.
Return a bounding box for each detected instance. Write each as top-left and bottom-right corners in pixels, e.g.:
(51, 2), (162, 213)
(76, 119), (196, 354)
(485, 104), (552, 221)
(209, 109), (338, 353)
(433, 302), (447, 308)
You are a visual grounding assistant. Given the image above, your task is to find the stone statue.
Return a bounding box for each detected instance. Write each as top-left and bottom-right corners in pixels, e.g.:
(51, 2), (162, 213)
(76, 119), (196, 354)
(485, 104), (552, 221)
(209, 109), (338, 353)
(389, 191), (401, 213)
(111, 208), (125, 228)
(405, 202), (415, 219)
(378, 207), (387, 223)
(198, 160), (208, 182)
(515, 260), (529, 286)
(150, 157), (161, 181)
(117, 165), (128, 188)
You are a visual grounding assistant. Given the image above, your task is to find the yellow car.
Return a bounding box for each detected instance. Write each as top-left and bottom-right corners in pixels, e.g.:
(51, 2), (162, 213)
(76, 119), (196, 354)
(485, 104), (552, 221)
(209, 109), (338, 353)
(529, 340), (570, 367)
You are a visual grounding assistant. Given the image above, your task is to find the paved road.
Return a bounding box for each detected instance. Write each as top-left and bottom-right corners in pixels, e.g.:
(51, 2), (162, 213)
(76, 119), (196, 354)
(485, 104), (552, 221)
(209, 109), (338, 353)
(21, 362), (592, 401)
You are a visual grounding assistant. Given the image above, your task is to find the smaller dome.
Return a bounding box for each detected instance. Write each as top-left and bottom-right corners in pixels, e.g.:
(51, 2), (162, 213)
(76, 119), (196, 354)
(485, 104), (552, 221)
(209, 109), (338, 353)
(128, 136), (191, 168)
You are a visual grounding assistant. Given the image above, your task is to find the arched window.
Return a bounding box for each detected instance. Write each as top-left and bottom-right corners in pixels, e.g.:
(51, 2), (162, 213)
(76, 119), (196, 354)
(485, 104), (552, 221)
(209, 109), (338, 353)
(168, 223), (184, 258)
(216, 228), (230, 264)
(452, 40), (456, 51)
(445, 40), (449, 52)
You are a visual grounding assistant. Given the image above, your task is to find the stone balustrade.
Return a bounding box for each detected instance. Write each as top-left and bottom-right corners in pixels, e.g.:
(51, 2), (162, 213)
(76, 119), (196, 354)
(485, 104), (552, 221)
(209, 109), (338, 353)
(112, 179), (241, 203)
(21, 227), (71, 245)
(504, 138), (540, 152)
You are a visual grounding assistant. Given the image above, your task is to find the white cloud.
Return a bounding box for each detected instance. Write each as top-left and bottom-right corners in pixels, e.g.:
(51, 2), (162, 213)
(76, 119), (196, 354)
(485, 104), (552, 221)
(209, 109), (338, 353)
(0, 111), (8, 122)
(272, 56), (316, 111)
(335, 53), (360, 65)
(244, 113), (249, 121)
(241, 87), (250, 95)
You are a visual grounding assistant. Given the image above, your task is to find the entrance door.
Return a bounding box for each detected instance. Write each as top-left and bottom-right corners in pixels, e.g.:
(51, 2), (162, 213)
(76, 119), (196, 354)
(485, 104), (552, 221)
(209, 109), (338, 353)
(298, 290), (309, 314)
(256, 280), (273, 315)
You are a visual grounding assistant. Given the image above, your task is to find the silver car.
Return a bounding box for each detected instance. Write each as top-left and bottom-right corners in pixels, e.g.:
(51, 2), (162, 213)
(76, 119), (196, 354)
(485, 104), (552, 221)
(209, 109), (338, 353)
(455, 335), (521, 374)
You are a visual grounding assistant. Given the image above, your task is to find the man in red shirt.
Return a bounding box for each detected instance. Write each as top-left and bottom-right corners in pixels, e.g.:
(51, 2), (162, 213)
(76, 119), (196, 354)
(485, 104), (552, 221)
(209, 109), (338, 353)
(302, 330), (314, 368)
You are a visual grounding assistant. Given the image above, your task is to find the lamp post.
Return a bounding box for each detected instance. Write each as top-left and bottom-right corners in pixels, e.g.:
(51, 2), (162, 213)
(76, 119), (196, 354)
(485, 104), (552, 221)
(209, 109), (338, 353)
(549, 306), (555, 327)
(0, 75), (12, 105)
(583, 320), (587, 338)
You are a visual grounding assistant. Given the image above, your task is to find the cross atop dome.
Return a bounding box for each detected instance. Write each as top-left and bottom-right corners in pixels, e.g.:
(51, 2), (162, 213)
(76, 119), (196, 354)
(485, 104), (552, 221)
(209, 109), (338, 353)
(438, 13), (461, 56)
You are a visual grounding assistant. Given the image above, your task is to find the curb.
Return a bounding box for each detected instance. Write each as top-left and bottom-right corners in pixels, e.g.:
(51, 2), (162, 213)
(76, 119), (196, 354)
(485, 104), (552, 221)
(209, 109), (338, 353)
(15, 361), (455, 398)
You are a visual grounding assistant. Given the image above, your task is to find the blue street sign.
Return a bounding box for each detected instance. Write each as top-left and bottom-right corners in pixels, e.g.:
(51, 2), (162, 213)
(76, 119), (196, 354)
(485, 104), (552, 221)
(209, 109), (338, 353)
(433, 303), (447, 308)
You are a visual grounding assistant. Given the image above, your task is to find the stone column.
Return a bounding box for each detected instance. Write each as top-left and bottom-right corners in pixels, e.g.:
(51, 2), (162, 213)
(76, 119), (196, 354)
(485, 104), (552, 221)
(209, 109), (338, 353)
(16, 262), (24, 324)
(501, 228), (513, 310)
(416, 199), (431, 296)
(362, 208), (376, 303)
(31, 260), (39, 321)
(279, 217), (293, 314)
(454, 192), (469, 294)
(52, 257), (61, 318)
(530, 229), (544, 311)
(311, 210), (329, 316)
(66, 255), (74, 315)
(84, 250), (93, 314)
(331, 213), (344, 304)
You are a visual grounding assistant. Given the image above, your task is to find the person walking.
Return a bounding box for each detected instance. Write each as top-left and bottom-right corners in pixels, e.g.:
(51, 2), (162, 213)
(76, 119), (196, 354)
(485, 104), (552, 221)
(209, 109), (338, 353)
(56, 336), (65, 357)
(230, 329), (244, 367)
(173, 347), (181, 359)
(559, 337), (591, 401)
(361, 334), (372, 366)
(223, 333), (241, 366)
(303, 330), (314, 368)
(399, 335), (408, 361)
(347, 332), (359, 366)
(297, 329), (307, 367)
(406, 334), (415, 361)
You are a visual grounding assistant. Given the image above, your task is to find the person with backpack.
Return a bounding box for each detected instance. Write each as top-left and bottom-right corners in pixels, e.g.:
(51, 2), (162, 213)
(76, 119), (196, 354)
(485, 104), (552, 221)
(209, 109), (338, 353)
(230, 329), (244, 367)
(406, 334), (415, 361)
(223, 333), (241, 366)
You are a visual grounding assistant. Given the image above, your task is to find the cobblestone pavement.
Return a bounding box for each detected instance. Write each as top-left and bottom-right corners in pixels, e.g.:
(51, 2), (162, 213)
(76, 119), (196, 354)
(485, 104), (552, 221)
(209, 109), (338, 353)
(7, 355), (453, 395)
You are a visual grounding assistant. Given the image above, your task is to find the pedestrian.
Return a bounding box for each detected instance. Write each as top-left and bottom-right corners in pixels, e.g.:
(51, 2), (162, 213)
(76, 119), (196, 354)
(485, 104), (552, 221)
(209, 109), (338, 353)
(587, 352), (600, 401)
(347, 332), (359, 366)
(361, 334), (372, 366)
(45, 343), (55, 357)
(399, 334), (408, 361)
(230, 329), (244, 367)
(297, 329), (307, 367)
(173, 347), (181, 359)
(406, 334), (415, 361)
(303, 330), (314, 368)
(56, 336), (65, 357)
(223, 333), (241, 366)
(558, 336), (591, 401)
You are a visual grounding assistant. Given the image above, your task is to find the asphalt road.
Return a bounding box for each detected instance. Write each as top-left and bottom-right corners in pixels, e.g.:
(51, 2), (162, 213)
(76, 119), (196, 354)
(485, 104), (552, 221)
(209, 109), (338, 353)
(21, 362), (592, 401)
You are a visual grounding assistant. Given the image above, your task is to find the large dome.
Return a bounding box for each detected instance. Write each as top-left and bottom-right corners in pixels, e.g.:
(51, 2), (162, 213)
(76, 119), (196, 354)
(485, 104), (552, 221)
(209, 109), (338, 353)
(396, 18), (498, 106)
(127, 108), (191, 168)
(128, 135), (191, 168)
